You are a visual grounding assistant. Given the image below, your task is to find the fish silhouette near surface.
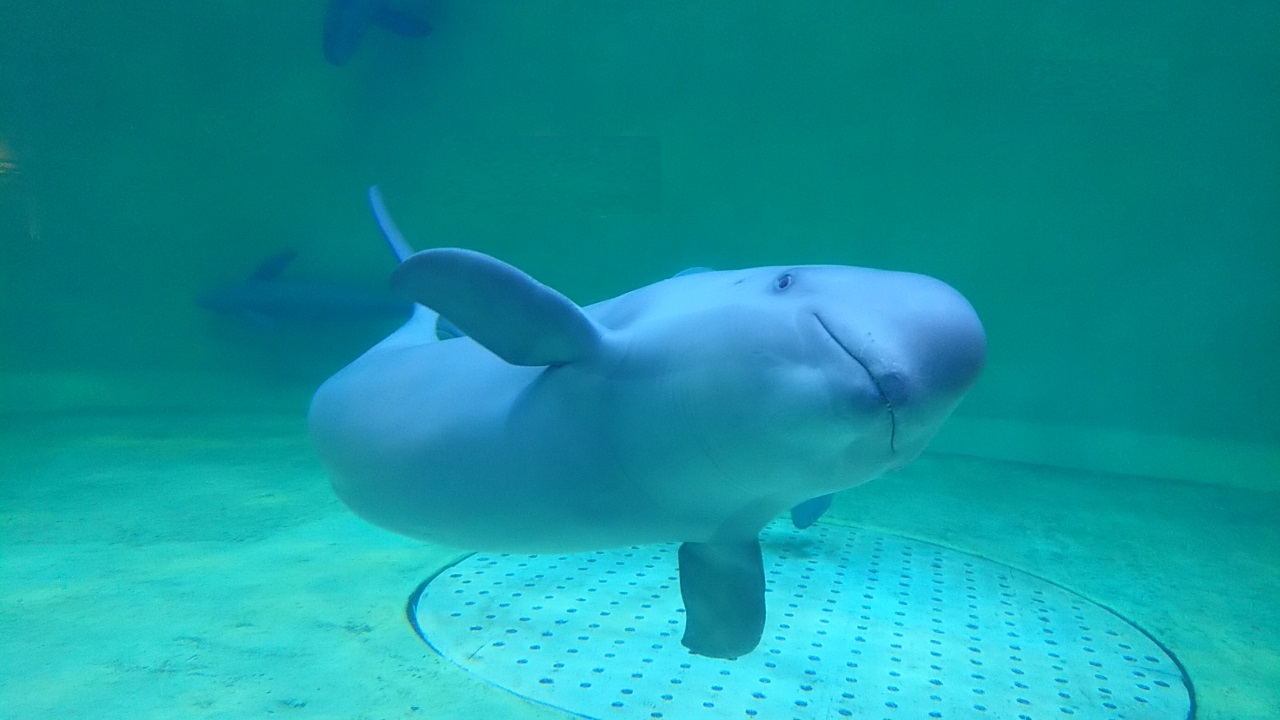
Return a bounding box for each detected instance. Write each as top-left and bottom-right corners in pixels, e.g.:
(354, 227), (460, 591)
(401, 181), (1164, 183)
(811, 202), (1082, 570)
(323, 0), (431, 66)
(309, 187), (987, 659)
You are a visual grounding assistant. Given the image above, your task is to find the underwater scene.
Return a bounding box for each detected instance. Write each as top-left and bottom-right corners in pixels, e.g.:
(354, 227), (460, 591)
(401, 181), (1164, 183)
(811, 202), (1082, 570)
(1, 2), (1277, 719)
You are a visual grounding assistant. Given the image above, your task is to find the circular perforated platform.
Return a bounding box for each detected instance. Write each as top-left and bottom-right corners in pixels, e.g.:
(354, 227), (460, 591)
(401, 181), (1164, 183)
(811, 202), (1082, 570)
(409, 523), (1193, 719)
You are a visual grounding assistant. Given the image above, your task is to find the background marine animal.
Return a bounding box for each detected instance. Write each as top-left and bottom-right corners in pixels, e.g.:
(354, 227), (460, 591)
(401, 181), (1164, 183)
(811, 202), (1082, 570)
(322, 0), (431, 65)
(197, 251), (411, 328)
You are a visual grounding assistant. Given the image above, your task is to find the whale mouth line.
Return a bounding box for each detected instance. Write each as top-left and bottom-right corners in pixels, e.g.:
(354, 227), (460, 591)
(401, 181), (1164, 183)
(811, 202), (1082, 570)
(813, 313), (897, 452)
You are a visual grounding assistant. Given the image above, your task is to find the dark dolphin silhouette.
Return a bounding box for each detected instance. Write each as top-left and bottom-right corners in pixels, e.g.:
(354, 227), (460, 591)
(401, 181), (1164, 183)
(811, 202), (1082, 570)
(198, 251), (411, 328)
(323, 0), (431, 65)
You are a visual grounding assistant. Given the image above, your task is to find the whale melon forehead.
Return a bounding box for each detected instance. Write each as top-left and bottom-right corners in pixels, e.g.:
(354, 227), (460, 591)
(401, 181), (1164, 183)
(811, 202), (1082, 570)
(587, 264), (891, 331)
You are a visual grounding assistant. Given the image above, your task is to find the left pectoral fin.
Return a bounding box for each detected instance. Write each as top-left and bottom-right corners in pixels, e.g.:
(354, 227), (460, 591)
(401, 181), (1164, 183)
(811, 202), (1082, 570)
(790, 493), (835, 529)
(391, 248), (602, 366)
(677, 540), (765, 660)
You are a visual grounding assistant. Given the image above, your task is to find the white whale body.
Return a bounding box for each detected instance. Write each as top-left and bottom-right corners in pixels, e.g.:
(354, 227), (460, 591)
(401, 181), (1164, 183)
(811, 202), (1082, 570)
(309, 187), (986, 658)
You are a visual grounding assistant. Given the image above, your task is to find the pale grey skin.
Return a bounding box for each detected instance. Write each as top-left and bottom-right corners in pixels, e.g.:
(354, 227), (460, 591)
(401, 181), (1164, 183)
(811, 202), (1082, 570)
(309, 188), (986, 659)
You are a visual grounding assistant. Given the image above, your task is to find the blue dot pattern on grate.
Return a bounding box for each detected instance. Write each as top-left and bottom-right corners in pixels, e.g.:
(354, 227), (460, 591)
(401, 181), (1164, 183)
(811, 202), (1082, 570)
(410, 522), (1192, 720)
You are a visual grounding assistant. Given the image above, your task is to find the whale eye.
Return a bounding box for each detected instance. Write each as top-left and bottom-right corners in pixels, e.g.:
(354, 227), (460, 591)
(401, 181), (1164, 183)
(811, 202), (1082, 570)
(774, 273), (794, 291)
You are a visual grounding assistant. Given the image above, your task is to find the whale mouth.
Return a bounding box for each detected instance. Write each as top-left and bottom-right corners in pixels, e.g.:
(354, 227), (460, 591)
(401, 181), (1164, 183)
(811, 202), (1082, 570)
(813, 313), (897, 452)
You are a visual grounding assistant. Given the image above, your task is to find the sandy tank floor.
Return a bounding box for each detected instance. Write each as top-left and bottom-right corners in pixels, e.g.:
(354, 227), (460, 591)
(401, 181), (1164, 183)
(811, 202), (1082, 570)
(2, 410), (1276, 719)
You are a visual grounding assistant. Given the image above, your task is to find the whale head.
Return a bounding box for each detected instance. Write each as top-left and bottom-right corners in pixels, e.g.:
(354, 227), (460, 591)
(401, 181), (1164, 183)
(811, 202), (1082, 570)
(595, 264), (986, 511)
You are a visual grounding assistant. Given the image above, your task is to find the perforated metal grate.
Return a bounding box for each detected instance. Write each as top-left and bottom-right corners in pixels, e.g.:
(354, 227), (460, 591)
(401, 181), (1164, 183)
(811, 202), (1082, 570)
(410, 523), (1193, 719)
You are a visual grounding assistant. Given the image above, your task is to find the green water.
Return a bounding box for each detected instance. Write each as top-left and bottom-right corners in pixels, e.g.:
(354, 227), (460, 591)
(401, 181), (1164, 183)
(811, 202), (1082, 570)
(2, 1), (1277, 443)
(1, 2), (1277, 719)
